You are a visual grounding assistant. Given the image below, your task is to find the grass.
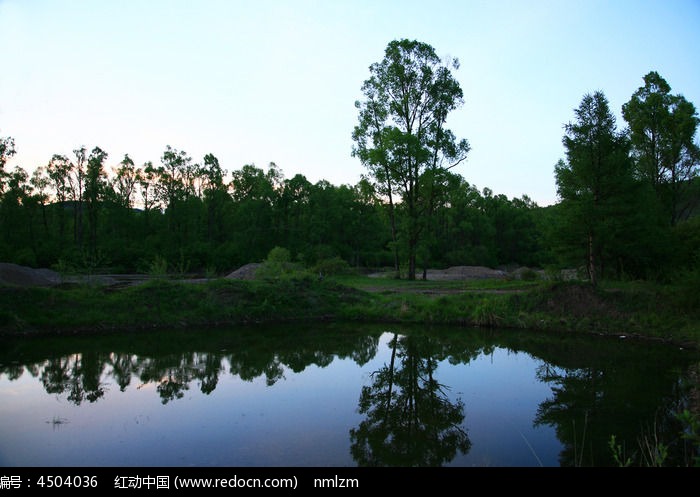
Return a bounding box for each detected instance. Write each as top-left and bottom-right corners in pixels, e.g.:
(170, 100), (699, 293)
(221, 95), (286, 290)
(1, 273), (699, 349)
(334, 273), (541, 293)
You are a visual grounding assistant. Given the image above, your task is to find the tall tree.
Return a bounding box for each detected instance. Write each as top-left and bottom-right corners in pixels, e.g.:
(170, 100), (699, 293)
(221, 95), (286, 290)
(69, 146), (87, 246)
(353, 39), (470, 279)
(112, 154), (141, 209)
(229, 163), (279, 262)
(84, 146), (108, 257)
(555, 91), (635, 286)
(30, 166), (51, 240)
(155, 145), (192, 212)
(622, 71), (700, 226)
(0, 135), (16, 196)
(201, 153), (229, 244)
(46, 154), (73, 247)
(153, 145), (196, 254)
(139, 161), (158, 216)
(0, 166), (32, 260)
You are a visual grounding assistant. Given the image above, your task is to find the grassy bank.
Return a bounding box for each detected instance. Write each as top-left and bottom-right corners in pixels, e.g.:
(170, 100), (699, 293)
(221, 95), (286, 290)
(1, 275), (699, 349)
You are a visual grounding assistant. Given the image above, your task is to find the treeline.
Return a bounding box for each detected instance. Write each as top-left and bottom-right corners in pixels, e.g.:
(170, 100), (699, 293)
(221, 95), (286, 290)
(0, 141), (545, 274)
(0, 64), (698, 282)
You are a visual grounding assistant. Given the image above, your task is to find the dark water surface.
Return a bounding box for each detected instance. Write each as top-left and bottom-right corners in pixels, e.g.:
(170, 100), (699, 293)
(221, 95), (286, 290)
(1, 323), (698, 467)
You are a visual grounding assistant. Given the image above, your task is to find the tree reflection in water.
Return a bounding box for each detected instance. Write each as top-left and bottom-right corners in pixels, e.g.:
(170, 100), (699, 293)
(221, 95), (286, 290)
(350, 332), (471, 466)
(1, 324), (698, 466)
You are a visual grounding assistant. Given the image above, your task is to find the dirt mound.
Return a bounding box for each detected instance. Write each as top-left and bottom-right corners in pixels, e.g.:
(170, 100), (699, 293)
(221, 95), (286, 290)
(431, 266), (507, 280)
(225, 263), (261, 280)
(0, 263), (61, 287)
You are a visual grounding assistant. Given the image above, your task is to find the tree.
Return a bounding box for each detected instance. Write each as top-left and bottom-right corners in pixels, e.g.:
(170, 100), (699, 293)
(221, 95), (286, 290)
(46, 154), (73, 246)
(555, 91), (636, 285)
(155, 145), (193, 211)
(0, 166), (32, 259)
(152, 145), (197, 255)
(84, 146), (108, 257)
(69, 146), (87, 245)
(622, 71), (700, 226)
(353, 39), (470, 280)
(30, 166), (51, 239)
(278, 173), (313, 256)
(112, 154), (141, 209)
(228, 163), (279, 262)
(201, 153), (229, 244)
(0, 135), (16, 195)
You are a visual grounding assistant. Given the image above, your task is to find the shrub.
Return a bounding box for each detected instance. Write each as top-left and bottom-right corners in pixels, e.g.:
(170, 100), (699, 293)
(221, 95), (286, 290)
(256, 246), (303, 280)
(520, 268), (540, 281)
(313, 256), (352, 277)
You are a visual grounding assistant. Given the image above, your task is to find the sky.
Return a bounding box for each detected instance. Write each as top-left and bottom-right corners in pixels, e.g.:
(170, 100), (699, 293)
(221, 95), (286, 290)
(1, 0), (699, 207)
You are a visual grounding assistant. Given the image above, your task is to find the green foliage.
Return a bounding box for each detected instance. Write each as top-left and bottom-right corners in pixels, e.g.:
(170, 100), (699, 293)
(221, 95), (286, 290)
(669, 266), (700, 312)
(52, 258), (75, 278)
(11, 247), (37, 268)
(622, 71), (700, 227)
(470, 295), (509, 327)
(554, 91), (638, 285)
(266, 246), (291, 264)
(313, 256), (352, 277)
(676, 409), (700, 467)
(1, 131), (551, 282)
(205, 264), (218, 279)
(1, 69), (698, 289)
(148, 255), (169, 278)
(75, 249), (110, 276)
(608, 435), (633, 467)
(255, 246), (303, 280)
(638, 425), (670, 467)
(607, 409), (700, 467)
(171, 250), (191, 277)
(353, 38), (470, 280)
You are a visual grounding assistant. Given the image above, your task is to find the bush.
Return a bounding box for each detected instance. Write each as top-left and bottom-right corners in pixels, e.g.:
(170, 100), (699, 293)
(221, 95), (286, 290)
(313, 256), (352, 277)
(520, 268), (540, 281)
(148, 255), (168, 278)
(256, 246), (303, 280)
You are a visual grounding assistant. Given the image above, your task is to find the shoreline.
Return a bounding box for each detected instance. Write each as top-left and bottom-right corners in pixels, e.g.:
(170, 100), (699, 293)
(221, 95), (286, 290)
(1, 276), (698, 350)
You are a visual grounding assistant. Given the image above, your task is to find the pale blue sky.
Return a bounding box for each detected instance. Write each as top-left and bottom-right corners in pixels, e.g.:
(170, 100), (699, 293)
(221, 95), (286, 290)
(1, 0), (698, 206)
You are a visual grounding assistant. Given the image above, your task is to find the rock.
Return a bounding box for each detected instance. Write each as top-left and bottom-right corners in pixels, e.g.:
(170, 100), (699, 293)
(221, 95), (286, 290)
(0, 263), (61, 287)
(225, 263), (261, 280)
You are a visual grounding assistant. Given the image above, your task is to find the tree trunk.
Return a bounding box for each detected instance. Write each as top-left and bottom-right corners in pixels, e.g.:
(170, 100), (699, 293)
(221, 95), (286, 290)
(588, 232), (596, 286)
(408, 252), (416, 280)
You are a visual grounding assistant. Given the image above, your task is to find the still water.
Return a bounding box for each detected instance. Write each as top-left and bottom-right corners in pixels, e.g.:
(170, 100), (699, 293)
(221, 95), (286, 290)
(0, 323), (698, 467)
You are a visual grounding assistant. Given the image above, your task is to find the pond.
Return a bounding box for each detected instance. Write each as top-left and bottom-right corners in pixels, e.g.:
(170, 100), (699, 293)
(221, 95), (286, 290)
(0, 323), (698, 467)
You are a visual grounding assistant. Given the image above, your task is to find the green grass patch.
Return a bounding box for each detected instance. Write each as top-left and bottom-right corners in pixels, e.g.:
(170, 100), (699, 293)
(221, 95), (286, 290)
(333, 274), (541, 292)
(1, 277), (698, 350)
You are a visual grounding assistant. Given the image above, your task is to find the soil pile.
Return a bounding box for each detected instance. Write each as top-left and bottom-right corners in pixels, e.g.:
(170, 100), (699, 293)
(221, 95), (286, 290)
(426, 266), (507, 280)
(0, 263), (61, 287)
(225, 263), (261, 280)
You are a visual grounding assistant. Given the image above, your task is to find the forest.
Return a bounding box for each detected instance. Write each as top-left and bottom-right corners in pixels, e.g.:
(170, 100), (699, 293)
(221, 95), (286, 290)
(0, 41), (698, 287)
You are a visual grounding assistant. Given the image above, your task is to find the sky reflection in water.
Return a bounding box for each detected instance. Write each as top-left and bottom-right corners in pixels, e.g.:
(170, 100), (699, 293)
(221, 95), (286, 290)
(0, 325), (696, 467)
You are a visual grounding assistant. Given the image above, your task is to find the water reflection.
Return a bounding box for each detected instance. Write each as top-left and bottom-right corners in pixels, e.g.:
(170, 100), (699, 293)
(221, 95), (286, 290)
(3, 326), (380, 406)
(0, 324), (698, 466)
(350, 332), (471, 466)
(532, 348), (693, 467)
